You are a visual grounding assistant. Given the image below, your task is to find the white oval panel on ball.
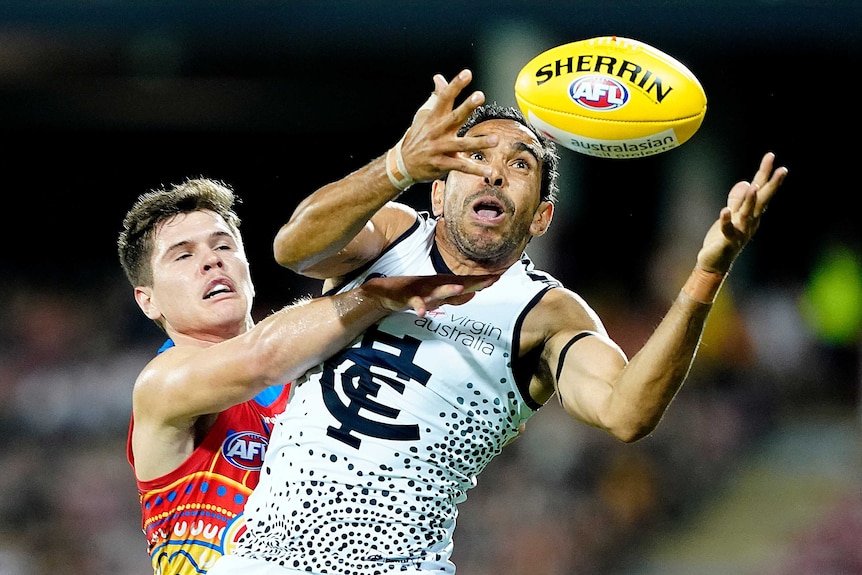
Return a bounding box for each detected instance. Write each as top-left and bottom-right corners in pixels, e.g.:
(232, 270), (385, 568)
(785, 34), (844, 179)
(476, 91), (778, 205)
(527, 111), (681, 160)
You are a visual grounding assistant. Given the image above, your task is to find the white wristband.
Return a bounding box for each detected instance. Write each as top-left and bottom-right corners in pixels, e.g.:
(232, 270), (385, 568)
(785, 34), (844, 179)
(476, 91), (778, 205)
(386, 137), (415, 192)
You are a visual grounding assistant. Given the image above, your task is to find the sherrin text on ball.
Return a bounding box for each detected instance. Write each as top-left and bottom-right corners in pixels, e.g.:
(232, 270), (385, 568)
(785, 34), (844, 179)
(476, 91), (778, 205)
(515, 36), (707, 159)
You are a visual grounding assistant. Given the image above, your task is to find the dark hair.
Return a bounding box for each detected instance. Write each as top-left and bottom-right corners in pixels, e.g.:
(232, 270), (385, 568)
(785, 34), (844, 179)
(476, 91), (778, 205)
(117, 178), (241, 288)
(456, 103), (560, 205)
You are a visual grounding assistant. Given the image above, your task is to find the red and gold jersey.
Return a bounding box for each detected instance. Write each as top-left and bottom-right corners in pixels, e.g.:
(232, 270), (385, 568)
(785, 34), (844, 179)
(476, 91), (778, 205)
(128, 383), (290, 575)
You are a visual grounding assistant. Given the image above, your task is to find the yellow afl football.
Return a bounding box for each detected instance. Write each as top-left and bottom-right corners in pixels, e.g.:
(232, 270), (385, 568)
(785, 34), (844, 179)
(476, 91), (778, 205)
(514, 36), (707, 159)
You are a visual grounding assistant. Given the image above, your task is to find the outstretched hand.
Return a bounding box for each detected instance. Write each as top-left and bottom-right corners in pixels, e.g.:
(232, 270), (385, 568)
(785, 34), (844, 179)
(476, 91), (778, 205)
(362, 273), (500, 317)
(697, 152), (788, 274)
(396, 69), (499, 184)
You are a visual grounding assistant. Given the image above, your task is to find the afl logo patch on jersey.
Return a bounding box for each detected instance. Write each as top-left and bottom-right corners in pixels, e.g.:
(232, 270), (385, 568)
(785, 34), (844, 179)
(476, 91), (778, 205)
(222, 431), (268, 470)
(569, 75), (629, 111)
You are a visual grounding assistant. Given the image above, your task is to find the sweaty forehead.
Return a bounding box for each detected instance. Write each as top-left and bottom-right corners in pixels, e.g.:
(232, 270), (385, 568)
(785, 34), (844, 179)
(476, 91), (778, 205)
(465, 118), (540, 146)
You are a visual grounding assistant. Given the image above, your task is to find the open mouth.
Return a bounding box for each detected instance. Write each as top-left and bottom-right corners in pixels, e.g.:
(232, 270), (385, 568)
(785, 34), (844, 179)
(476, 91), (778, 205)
(472, 196), (506, 221)
(204, 280), (233, 299)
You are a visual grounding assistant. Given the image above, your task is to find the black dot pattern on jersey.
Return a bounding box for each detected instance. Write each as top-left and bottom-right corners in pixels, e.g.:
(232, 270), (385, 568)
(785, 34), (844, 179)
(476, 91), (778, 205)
(237, 324), (526, 574)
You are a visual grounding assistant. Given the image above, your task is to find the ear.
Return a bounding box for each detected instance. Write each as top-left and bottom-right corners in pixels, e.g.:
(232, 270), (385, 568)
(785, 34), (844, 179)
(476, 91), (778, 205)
(530, 201), (554, 238)
(431, 179), (446, 217)
(134, 286), (162, 321)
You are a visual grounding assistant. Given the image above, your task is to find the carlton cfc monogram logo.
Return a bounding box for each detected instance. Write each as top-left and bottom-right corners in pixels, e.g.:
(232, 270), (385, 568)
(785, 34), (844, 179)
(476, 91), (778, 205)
(569, 75), (629, 111)
(222, 431), (268, 470)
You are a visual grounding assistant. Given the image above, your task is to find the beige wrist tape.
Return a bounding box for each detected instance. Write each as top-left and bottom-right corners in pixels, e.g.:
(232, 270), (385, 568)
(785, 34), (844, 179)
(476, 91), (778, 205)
(386, 137), (415, 192)
(681, 267), (726, 304)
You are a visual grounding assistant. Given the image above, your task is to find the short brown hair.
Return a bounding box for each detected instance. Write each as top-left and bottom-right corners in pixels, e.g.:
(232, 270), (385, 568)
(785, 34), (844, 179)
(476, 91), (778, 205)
(117, 178), (241, 288)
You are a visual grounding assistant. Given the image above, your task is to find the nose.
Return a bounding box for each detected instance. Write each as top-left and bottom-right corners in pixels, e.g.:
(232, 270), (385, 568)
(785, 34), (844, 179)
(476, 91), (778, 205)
(202, 249), (224, 272)
(484, 162), (505, 187)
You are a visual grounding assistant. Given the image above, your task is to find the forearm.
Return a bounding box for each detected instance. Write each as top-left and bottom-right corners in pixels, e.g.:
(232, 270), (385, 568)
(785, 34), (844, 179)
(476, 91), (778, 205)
(273, 154), (401, 272)
(607, 268), (723, 441)
(249, 288), (388, 386)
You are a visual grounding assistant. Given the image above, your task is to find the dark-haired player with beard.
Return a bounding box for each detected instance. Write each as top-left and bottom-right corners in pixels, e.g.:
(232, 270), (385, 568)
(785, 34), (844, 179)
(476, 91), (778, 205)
(209, 69), (787, 575)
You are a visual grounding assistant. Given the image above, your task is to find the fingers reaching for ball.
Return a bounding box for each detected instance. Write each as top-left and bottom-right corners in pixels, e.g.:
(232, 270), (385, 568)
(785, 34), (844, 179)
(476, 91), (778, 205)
(696, 152), (788, 274)
(397, 70), (494, 184)
(751, 152), (788, 218)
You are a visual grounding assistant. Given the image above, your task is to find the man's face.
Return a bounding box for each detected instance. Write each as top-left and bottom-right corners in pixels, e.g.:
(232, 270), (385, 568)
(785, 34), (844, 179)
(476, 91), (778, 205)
(432, 119), (552, 269)
(137, 209), (254, 342)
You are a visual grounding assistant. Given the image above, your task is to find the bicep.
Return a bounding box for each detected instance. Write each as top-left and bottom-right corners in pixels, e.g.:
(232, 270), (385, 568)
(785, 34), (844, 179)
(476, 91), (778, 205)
(527, 288), (628, 428)
(297, 202), (419, 280)
(547, 330), (628, 429)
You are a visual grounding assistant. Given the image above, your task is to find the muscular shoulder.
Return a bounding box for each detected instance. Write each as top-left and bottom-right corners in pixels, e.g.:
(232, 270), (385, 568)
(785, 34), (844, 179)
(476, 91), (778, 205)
(518, 286), (617, 405)
(379, 201), (422, 232)
(131, 346), (214, 480)
(133, 346), (199, 426)
(316, 201), (421, 285)
(521, 286), (607, 351)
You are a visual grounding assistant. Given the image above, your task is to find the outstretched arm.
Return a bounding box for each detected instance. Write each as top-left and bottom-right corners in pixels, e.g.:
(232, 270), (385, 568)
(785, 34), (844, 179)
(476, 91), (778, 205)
(273, 69), (498, 280)
(139, 272), (498, 419)
(550, 152), (788, 442)
(132, 273), (497, 479)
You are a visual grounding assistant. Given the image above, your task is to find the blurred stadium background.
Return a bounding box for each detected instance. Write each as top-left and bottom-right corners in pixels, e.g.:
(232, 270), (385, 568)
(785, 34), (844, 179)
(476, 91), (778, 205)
(1, 2), (860, 574)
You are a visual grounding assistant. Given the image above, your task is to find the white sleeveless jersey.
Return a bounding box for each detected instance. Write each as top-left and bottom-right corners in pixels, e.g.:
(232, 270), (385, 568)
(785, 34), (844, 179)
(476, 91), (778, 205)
(233, 214), (561, 574)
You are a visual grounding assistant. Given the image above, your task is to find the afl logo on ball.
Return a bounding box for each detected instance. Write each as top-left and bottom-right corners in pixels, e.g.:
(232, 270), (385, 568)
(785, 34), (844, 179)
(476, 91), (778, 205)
(222, 431), (268, 470)
(569, 75), (629, 111)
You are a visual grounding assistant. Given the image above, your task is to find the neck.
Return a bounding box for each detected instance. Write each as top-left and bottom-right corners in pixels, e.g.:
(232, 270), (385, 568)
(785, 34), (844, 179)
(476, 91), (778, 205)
(432, 236), (517, 276)
(167, 316), (253, 348)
